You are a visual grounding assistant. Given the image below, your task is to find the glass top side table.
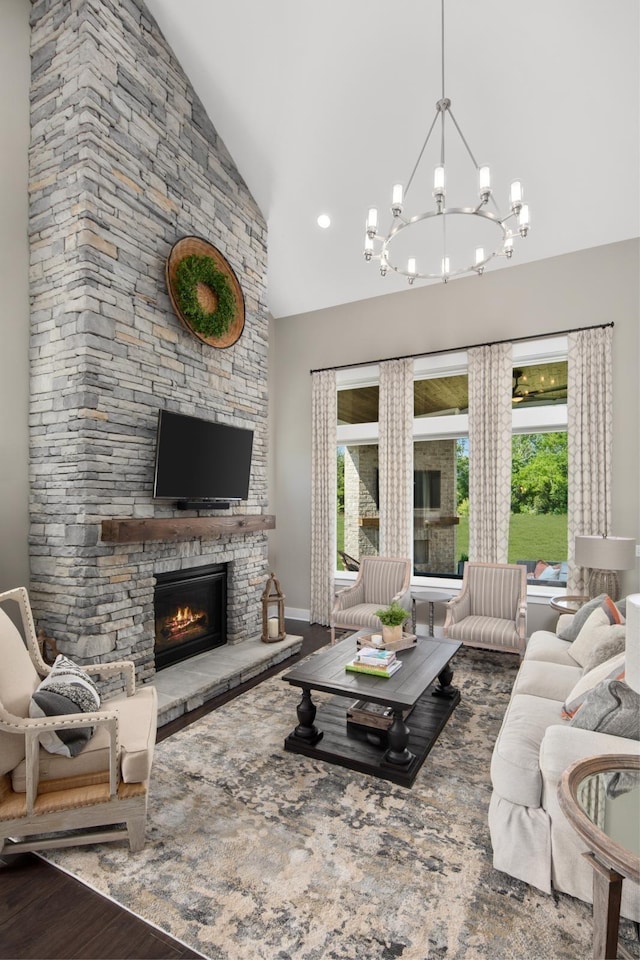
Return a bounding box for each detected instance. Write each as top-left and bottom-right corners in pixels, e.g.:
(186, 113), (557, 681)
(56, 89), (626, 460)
(558, 754), (640, 960)
(549, 595), (590, 614)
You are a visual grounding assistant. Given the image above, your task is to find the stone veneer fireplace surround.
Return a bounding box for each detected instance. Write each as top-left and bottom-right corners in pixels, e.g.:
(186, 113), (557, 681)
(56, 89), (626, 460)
(27, 0), (270, 682)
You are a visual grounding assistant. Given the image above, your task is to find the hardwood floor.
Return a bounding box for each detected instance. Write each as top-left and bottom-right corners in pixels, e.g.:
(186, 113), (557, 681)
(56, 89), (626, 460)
(0, 621), (331, 960)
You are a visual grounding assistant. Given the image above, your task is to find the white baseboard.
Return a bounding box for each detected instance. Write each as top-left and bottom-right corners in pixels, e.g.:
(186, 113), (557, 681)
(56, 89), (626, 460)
(285, 607), (311, 622)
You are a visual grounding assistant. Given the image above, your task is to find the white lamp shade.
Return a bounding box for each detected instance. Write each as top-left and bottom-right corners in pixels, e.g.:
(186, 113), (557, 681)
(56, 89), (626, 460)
(574, 535), (636, 571)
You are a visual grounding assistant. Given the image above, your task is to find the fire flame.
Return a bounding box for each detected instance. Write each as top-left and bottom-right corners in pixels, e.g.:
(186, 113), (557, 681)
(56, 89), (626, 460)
(172, 606), (196, 625)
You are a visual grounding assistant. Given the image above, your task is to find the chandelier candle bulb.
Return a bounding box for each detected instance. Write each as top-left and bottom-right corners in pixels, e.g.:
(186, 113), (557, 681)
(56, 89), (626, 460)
(364, 235), (374, 260)
(479, 165), (491, 201)
(518, 203), (530, 236)
(407, 257), (417, 277)
(442, 256), (450, 277)
(391, 183), (404, 215)
(475, 247), (485, 268)
(433, 164), (445, 199)
(510, 180), (523, 213)
(366, 207), (378, 236)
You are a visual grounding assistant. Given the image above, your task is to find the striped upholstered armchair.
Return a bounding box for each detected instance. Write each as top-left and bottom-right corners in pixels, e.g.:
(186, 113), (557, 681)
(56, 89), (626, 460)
(444, 562), (527, 656)
(330, 556), (411, 644)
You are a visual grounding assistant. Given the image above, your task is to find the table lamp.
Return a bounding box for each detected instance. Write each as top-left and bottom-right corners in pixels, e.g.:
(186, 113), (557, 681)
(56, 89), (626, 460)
(574, 535), (636, 600)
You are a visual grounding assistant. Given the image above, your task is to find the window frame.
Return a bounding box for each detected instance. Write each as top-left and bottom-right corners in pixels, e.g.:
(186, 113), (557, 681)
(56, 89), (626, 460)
(335, 337), (569, 595)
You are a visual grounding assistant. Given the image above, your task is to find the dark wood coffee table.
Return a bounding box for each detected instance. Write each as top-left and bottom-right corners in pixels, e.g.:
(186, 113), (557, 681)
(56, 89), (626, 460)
(282, 632), (461, 787)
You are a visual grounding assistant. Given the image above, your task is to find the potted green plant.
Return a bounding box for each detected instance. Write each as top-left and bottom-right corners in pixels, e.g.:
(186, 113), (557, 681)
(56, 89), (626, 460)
(374, 600), (410, 644)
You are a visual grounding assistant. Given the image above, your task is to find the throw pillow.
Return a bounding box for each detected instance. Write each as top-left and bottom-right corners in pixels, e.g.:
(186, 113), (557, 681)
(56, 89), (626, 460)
(29, 654), (101, 757)
(567, 597), (625, 667)
(583, 632), (627, 673)
(561, 652), (625, 719)
(569, 679), (640, 740)
(557, 594), (608, 641)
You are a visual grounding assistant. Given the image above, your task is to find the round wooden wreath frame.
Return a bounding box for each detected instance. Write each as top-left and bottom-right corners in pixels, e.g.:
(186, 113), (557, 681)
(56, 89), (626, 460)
(166, 236), (245, 348)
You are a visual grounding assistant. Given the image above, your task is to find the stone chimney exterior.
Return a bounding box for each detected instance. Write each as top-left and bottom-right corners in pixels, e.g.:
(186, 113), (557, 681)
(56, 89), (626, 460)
(28, 0), (269, 680)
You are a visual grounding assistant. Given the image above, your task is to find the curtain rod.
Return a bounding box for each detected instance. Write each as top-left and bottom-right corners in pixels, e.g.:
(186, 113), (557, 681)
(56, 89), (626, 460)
(309, 321), (614, 375)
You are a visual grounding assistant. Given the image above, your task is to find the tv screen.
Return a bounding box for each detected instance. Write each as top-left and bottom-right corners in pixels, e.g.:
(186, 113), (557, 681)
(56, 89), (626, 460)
(153, 409), (253, 503)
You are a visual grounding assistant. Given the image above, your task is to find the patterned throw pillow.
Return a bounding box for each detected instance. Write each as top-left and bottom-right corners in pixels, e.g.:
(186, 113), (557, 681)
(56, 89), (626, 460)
(567, 597), (625, 668)
(29, 654), (101, 757)
(561, 652), (625, 719)
(569, 679), (640, 739)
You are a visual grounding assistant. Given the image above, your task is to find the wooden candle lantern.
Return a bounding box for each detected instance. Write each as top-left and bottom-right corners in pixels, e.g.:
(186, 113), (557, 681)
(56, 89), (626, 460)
(261, 572), (286, 643)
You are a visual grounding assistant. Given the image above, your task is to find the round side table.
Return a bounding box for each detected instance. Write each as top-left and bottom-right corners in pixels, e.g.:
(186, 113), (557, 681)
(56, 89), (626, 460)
(550, 595), (589, 614)
(558, 754), (640, 960)
(410, 588), (453, 636)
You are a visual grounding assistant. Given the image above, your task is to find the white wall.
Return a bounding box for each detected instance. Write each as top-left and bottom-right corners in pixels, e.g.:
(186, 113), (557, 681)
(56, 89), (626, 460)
(0, 0), (30, 592)
(270, 240), (640, 619)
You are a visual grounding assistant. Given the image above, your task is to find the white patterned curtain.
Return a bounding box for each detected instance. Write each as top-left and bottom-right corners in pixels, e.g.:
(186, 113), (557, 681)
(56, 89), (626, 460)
(310, 370), (337, 625)
(468, 343), (513, 563)
(379, 359), (414, 557)
(567, 326), (613, 595)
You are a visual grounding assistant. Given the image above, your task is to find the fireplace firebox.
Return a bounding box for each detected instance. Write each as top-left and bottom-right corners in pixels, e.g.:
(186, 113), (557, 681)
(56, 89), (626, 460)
(154, 563), (227, 670)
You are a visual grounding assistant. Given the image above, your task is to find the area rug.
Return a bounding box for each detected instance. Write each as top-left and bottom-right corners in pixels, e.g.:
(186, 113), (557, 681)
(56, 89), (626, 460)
(43, 647), (633, 960)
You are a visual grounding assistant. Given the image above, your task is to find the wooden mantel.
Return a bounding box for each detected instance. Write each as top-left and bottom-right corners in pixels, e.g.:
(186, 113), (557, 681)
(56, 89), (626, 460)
(101, 515), (275, 544)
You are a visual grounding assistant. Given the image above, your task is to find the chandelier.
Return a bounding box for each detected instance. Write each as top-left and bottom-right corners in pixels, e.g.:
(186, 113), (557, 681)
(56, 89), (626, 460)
(363, 0), (530, 284)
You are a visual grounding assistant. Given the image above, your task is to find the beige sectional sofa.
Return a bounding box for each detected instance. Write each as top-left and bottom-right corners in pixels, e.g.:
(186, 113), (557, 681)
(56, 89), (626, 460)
(488, 596), (640, 920)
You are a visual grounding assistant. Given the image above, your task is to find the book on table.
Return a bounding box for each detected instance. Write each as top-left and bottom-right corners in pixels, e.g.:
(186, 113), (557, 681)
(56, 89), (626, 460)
(353, 647), (396, 667)
(345, 658), (402, 678)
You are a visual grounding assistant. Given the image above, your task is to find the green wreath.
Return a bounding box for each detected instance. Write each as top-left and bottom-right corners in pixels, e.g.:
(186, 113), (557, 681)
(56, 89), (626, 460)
(174, 254), (236, 338)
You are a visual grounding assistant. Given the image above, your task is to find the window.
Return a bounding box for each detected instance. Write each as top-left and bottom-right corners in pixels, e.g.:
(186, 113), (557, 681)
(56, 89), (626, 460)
(335, 337), (568, 586)
(337, 443), (380, 570)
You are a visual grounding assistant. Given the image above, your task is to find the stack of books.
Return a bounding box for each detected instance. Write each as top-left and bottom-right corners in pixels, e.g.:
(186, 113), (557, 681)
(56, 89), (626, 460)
(345, 647), (402, 678)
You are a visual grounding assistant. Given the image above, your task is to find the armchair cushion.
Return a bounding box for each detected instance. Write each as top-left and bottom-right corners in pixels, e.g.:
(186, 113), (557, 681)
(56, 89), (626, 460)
(29, 655), (101, 757)
(11, 685), (157, 792)
(0, 609), (41, 775)
(447, 615), (520, 651)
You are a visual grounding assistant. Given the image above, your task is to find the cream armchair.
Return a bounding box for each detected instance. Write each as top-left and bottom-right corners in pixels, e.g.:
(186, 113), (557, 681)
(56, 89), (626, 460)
(444, 562), (527, 655)
(331, 556), (411, 644)
(0, 587), (157, 853)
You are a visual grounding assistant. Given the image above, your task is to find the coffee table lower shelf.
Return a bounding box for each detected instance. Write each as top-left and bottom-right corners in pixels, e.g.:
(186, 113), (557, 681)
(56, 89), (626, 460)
(284, 686), (460, 788)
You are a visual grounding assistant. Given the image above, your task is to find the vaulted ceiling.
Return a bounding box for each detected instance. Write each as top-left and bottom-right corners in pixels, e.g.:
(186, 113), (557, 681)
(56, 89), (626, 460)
(146, 0), (640, 320)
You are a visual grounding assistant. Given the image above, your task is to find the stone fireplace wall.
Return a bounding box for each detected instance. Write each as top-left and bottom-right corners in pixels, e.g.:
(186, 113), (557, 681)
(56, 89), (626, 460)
(28, 0), (269, 679)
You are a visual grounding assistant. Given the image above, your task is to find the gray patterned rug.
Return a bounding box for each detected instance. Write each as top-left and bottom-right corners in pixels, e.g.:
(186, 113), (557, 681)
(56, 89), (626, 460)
(43, 646), (634, 959)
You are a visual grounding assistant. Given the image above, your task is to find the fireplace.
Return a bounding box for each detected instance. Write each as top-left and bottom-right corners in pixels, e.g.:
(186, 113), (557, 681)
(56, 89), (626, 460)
(154, 563), (227, 670)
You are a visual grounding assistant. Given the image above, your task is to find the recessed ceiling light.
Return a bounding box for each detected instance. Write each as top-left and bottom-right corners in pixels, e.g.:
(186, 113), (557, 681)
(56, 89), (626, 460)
(317, 214), (331, 229)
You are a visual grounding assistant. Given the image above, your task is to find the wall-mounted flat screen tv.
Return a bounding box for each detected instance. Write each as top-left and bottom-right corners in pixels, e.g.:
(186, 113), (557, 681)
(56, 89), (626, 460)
(153, 409), (253, 505)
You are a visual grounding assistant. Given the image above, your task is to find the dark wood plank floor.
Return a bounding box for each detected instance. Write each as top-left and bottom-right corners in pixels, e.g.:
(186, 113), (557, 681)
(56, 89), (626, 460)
(0, 620), (330, 960)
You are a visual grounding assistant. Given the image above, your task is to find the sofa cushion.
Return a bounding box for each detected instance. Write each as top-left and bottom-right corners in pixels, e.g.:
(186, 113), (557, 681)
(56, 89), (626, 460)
(12, 685), (157, 792)
(525, 631), (577, 667)
(561, 652), (626, 719)
(447, 615), (520, 650)
(539, 723), (640, 790)
(491, 693), (564, 808)
(569, 679), (640, 739)
(29, 655), (101, 757)
(512, 660), (581, 702)
(568, 597), (625, 667)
